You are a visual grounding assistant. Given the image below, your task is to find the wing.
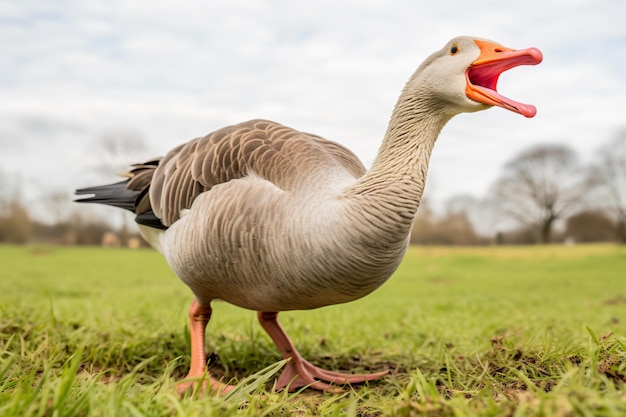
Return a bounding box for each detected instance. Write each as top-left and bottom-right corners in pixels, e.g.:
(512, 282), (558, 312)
(142, 119), (366, 227)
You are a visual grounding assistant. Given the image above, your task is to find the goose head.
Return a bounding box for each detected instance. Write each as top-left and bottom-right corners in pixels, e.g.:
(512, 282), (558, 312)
(406, 36), (543, 118)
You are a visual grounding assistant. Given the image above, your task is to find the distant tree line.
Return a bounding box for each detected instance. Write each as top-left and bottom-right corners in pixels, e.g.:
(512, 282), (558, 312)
(411, 128), (626, 245)
(0, 129), (624, 246)
(0, 189), (145, 247)
(0, 129), (150, 247)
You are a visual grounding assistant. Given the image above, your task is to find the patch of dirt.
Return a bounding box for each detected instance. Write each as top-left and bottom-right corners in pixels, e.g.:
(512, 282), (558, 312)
(29, 247), (55, 256)
(596, 335), (625, 384)
(425, 276), (454, 284)
(603, 295), (626, 305)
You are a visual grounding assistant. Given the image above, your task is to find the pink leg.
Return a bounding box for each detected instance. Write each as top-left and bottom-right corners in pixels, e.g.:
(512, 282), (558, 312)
(176, 299), (234, 396)
(257, 311), (388, 392)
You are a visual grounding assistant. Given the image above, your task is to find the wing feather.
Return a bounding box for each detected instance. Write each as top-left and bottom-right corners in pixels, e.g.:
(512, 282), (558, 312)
(135, 119), (367, 227)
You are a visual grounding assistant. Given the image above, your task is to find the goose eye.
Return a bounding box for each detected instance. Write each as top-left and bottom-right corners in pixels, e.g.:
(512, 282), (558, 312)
(450, 44), (459, 55)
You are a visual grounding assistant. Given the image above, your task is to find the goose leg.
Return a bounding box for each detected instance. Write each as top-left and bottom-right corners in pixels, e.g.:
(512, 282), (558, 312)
(257, 311), (388, 392)
(177, 299), (234, 395)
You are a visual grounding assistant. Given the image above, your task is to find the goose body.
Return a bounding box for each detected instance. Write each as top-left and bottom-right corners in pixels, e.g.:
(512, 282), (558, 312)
(153, 120), (412, 312)
(76, 36), (542, 393)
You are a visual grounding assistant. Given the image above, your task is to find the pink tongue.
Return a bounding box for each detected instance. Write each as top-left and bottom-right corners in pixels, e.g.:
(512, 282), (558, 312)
(518, 103), (537, 118)
(505, 98), (537, 118)
(478, 85), (537, 118)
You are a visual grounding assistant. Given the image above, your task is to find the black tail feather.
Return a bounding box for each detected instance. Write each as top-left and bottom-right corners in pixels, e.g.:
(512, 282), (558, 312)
(75, 180), (168, 230)
(75, 181), (139, 212)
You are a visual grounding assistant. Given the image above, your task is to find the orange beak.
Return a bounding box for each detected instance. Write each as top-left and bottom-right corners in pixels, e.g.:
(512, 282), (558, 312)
(466, 40), (543, 118)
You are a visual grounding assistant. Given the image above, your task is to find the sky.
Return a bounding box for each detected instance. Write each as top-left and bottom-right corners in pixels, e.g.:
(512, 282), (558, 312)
(1, 0), (625, 218)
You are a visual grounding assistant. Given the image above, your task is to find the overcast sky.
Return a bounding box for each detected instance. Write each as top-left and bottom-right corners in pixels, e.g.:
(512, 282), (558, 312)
(1, 0), (625, 214)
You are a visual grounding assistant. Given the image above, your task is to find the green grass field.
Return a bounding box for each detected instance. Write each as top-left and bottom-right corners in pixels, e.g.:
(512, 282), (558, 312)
(1, 244), (625, 416)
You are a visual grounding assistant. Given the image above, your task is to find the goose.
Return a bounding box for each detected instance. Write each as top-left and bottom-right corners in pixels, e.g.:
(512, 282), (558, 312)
(76, 36), (542, 394)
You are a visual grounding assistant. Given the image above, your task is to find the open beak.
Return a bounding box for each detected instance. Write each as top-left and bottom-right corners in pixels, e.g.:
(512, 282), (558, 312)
(466, 40), (543, 118)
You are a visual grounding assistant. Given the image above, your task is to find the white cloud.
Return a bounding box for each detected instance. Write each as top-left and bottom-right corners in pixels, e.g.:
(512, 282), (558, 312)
(1, 0), (625, 210)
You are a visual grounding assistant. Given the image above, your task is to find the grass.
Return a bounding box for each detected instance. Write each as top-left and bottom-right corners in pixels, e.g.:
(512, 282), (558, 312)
(0, 244), (625, 416)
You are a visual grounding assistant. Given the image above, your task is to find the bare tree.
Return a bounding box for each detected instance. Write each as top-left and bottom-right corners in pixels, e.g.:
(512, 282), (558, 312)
(488, 144), (586, 243)
(0, 170), (15, 215)
(410, 198), (437, 244)
(0, 200), (32, 243)
(43, 190), (72, 224)
(586, 129), (626, 243)
(409, 196), (486, 245)
(0, 171), (32, 243)
(96, 129), (149, 178)
(92, 129), (150, 245)
(445, 194), (493, 238)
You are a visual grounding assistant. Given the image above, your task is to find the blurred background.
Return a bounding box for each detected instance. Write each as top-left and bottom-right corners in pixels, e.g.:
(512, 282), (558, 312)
(1, 0), (624, 246)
